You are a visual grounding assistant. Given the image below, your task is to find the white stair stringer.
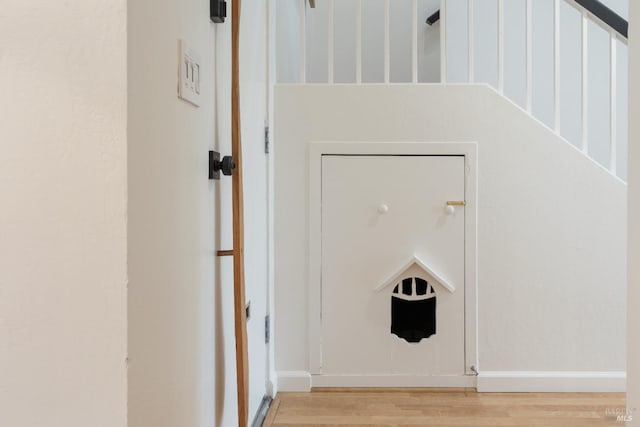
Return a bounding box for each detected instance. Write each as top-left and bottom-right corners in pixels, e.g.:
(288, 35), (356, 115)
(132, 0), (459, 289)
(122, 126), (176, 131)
(486, 83), (625, 184)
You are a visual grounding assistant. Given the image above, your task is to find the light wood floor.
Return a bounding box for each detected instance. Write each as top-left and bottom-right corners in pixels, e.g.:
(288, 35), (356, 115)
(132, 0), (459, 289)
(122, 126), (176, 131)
(264, 388), (626, 426)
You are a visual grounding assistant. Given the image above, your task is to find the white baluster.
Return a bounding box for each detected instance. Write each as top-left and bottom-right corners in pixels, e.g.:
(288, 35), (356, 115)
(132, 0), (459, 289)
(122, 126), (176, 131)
(299, 0), (306, 83)
(440, 0), (447, 83)
(328, 0), (334, 83)
(610, 31), (617, 173)
(526, 0), (532, 112)
(554, 0), (561, 133)
(412, 0), (418, 83)
(582, 11), (589, 154)
(384, 0), (390, 83)
(468, 0), (474, 83)
(498, 0), (504, 93)
(356, 0), (362, 84)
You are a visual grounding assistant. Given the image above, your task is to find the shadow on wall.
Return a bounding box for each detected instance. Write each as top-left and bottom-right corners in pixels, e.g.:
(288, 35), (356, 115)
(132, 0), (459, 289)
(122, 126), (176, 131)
(215, 255), (226, 426)
(214, 72), (226, 424)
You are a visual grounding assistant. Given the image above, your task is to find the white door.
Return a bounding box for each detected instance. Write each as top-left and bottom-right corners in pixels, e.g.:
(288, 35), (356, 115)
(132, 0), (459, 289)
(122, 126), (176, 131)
(321, 155), (466, 378)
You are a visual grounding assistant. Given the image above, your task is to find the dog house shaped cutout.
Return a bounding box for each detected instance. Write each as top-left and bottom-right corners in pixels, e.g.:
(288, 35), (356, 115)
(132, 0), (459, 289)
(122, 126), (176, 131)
(374, 255), (456, 343)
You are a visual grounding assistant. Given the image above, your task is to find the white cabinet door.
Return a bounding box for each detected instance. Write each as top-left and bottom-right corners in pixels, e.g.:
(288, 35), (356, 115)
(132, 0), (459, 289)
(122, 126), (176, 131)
(321, 155), (465, 377)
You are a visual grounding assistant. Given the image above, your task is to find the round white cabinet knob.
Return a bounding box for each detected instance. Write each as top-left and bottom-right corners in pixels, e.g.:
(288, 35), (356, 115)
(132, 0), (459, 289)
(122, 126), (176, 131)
(378, 204), (389, 214)
(445, 205), (455, 215)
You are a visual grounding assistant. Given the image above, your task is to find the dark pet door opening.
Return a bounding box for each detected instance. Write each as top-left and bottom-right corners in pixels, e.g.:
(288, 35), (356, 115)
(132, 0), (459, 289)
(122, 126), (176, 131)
(391, 277), (436, 343)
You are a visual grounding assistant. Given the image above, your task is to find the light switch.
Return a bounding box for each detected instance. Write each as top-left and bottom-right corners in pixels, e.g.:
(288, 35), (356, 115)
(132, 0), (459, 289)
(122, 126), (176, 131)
(178, 39), (201, 107)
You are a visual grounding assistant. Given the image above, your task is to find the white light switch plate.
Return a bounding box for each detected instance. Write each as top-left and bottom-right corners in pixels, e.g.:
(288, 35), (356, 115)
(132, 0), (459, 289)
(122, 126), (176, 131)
(178, 39), (201, 107)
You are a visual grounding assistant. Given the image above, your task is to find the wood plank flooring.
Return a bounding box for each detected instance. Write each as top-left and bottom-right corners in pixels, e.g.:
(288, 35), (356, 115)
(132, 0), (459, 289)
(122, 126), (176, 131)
(264, 388), (627, 426)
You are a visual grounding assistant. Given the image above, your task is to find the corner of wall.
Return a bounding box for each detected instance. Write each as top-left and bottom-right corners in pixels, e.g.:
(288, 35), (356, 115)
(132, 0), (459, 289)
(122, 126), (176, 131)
(628, 0), (640, 424)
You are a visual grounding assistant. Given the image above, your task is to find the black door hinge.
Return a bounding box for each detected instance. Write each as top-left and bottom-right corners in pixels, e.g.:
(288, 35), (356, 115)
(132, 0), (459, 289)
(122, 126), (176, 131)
(265, 315), (270, 344)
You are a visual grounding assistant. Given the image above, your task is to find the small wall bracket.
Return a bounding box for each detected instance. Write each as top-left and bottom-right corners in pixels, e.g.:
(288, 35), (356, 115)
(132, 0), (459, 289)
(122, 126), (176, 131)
(210, 0), (227, 23)
(426, 10), (440, 26)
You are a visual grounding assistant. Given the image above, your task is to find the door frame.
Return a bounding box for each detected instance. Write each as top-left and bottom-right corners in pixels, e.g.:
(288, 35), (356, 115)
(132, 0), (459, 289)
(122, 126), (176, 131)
(308, 141), (478, 379)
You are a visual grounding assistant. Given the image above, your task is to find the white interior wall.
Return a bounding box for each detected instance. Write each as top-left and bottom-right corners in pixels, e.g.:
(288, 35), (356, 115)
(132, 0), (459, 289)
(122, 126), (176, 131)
(0, 1), (128, 426)
(274, 84), (626, 391)
(304, 0), (441, 83)
(277, 0), (304, 83)
(603, 0), (628, 19)
(361, 0), (386, 82)
(127, 0), (222, 424)
(627, 1), (639, 424)
(238, 0), (271, 415)
(128, 0), (269, 425)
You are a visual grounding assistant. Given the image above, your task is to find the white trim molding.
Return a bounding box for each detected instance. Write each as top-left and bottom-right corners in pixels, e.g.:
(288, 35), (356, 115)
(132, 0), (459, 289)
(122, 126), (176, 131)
(477, 371), (626, 393)
(374, 254), (456, 294)
(277, 371), (312, 392)
(307, 141), (478, 377)
(277, 371), (625, 392)
(312, 375), (477, 389)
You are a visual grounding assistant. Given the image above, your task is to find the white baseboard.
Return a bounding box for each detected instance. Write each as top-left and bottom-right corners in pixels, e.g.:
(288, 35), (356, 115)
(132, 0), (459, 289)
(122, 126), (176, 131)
(277, 371), (626, 393)
(312, 375), (476, 388)
(476, 371), (626, 392)
(276, 371), (312, 392)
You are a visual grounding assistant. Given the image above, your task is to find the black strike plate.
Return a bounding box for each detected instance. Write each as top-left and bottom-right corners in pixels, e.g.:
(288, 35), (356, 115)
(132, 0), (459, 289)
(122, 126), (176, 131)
(210, 0), (227, 23)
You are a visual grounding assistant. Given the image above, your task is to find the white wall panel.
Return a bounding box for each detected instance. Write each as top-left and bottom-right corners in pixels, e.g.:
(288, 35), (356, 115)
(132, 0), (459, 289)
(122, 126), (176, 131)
(274, 84), (626, 386)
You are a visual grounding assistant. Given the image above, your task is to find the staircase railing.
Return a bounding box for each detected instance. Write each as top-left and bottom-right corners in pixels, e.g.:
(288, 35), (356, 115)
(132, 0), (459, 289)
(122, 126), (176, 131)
(293, 0), (628, 178)
(573, 0), (627, 38)
(446, 0), (627, 175)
